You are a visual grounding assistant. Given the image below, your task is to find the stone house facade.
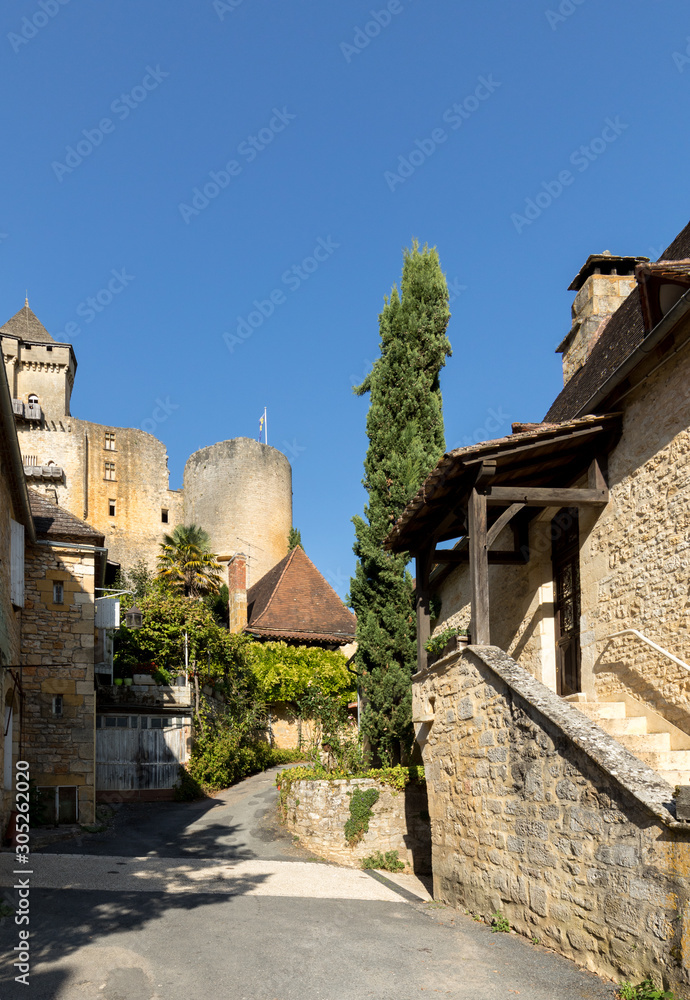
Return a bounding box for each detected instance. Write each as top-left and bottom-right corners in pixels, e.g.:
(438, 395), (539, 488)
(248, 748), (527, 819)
(0, 358), (104, 832)
(386, 219), (690, 989)
(1, 302), (292, 585)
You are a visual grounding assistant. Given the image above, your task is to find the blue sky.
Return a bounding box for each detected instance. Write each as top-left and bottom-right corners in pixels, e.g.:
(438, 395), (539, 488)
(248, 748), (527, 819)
(2, 1), (688, 598)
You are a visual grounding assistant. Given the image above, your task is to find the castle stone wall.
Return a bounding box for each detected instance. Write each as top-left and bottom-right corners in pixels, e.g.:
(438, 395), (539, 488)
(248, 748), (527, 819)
(184, 438), (292, 586)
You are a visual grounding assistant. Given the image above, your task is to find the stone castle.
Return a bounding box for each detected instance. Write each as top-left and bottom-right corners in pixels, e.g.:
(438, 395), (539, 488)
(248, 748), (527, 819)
(0, 301), (293, 585)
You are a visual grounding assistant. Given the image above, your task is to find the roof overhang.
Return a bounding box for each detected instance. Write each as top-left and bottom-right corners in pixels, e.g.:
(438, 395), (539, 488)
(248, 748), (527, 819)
(385, 414), (622, 556)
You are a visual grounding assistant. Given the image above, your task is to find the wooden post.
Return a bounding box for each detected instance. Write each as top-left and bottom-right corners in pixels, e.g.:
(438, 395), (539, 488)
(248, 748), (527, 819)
(416, 545), (433, 670)
(468, 488), (490, 645)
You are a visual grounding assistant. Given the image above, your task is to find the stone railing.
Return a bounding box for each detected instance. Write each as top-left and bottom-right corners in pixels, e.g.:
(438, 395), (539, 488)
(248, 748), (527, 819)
(414, 644), (690, 993)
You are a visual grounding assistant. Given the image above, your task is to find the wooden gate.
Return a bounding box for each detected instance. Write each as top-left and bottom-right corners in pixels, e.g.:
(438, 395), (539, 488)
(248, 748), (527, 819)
(96, 719), (188, 792)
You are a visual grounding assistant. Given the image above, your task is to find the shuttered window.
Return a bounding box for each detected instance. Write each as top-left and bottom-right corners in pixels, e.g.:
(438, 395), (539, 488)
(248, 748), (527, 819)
(10, 519), (24, 607)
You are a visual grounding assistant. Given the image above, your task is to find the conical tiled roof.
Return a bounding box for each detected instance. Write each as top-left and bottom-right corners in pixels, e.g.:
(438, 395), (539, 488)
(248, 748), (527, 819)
(246, 546), (356, 645)
(1, 301), (55, 344)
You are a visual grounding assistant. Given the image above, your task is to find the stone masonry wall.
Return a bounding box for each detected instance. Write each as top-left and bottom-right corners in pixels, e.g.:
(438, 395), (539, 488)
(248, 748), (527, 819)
(21, 542), (97, 824)
(414, 645), (690, 992)
(0, 466), (23, 835)
(284, 777), (431, 872)
(184, 438), (292, 587)
(580, 345), (690, 723)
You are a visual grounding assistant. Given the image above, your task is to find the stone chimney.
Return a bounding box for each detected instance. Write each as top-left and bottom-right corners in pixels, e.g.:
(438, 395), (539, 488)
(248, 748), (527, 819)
(557, 252), (649, 385)
(228, 553), (248, 634)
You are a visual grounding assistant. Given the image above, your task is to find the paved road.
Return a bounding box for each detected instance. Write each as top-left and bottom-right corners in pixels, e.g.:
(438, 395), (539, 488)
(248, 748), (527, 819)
(0, 767), (617, 999)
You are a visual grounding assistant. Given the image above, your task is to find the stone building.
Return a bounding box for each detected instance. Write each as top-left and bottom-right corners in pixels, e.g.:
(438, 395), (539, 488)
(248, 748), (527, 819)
(0, 357), (104, 831)
(228, 546), (357, 747)
(1, 302), (292, 584)
(386, 220), (690, 990)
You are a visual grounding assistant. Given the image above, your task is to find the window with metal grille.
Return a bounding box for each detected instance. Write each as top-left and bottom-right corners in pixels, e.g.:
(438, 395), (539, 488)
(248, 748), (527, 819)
(53, 581), (64, 604)
(52, 695), (63, 716)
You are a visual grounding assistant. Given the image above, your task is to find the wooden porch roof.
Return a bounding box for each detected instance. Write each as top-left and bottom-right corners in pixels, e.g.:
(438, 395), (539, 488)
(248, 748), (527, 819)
(385, 414), (621, 556)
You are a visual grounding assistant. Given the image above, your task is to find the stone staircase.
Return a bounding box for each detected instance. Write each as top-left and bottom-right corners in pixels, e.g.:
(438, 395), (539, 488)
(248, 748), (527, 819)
(575, 698), (690, 787)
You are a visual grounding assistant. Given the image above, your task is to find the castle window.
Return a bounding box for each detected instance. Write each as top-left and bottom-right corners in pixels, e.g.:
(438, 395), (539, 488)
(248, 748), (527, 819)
(52, 695), (63, 717)
(28, 394), (39, 407)
(53, 581), (64, 604)
(161, 509), (169, 524)
(109, 499), (116, 517)
(104, 432), (116, 450)
(104, 462), (116, 481)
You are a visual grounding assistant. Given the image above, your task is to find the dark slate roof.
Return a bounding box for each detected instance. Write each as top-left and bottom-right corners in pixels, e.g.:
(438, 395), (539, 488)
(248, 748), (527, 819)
(1, 302), (56, 344)
(29, 490), (105, 544)
(245, 547), (356, 645)
(544, 220), (690, 421)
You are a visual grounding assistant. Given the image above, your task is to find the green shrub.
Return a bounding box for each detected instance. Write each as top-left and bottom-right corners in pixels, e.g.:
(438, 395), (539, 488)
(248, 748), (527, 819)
(344, 788), (379, 845)
(424, 626), (468, 655)
(491, 911), (510, 933)
(616, 979), (677, 1000)
(361, 850), (406, 872)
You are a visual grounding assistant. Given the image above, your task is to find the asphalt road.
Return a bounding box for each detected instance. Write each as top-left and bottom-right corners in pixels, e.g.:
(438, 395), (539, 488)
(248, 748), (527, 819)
(0, 766), (618, 1000)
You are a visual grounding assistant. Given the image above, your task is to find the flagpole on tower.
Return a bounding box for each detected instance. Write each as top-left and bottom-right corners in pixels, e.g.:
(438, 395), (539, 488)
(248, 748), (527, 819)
(264, 407), (268, 445)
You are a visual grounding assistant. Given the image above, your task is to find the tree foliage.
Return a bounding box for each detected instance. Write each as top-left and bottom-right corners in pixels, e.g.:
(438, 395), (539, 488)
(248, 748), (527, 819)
(349, 241), (451, 764)
(287, 527), (303, 551)
(246, 641), (353, 703)
(157, 524), (223, 598)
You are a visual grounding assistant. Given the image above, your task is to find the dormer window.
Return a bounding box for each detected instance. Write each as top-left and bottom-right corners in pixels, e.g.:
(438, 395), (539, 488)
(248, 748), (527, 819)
(28, 394), (39, 408)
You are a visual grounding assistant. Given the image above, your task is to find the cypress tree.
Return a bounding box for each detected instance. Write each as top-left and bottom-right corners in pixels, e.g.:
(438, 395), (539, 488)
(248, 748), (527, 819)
(349, 242), (451, 764)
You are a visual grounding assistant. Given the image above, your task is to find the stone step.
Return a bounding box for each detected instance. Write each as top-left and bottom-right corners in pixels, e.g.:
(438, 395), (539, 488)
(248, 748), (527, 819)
(637, 750), (690, 772)
(657, 771), (690, 789)
(615, 732), (672, 754)
(577, 702), (626, 721)
(604, 717), (648, 737)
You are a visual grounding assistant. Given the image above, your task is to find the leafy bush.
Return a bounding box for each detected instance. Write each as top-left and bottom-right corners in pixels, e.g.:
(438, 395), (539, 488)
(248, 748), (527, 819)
(184, 735), (306, 794)
(361, 850), (406, 872)
(491, 911), (510, 933)
(424, 626), (468, 655)
(344, 787), (379, 845)
(247, 642), (354, 703)
(616, 979), (677, 1000)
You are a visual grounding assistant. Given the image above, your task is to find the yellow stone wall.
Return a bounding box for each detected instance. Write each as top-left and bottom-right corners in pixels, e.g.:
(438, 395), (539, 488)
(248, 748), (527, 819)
(21, 542), (98, 824)
(0, 467), (23, 835)
(435, 345), (690, 723)
(2, 337), (75, 422)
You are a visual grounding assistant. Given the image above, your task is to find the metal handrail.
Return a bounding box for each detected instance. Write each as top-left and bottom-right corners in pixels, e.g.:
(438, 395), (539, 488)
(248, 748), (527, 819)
(603, 628), (690, 674)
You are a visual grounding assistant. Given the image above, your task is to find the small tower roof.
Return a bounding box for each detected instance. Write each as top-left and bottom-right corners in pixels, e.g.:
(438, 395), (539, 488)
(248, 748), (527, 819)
(0, 301), (56, 344)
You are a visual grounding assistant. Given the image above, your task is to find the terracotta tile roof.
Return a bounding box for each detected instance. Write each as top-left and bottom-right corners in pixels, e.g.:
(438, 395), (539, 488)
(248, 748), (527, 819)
(29, 490), (105, 544)
(245, 547), (356, 645)
(544, 220), (690, 421)
(1, 302), (56, 344)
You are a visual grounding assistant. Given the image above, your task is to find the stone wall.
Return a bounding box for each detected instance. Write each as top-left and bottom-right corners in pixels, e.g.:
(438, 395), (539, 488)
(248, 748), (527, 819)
(414, 644), (690, 992)
(0, 465), (23, 835)
(434, 344), (690, 721)
(283, 777), (431, 872)
(21, 542), (98, 824)
(184, 438), (292, 586)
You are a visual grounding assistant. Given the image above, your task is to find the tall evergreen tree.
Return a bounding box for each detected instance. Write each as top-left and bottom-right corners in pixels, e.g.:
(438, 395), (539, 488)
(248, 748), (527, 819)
(349, 242), (451, 764)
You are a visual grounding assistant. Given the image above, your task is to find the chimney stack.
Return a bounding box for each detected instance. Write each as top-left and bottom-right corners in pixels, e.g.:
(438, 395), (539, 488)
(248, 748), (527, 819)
(228, 553), (248, 634)
(557, 252), (649, 385)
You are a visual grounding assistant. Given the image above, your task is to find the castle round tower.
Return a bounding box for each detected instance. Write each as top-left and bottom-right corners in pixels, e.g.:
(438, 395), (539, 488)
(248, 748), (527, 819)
(183, 438), (292, 586)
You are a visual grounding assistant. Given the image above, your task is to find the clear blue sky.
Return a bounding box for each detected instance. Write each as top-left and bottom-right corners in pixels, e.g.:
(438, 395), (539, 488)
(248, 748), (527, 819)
(2, 1), (688, 598)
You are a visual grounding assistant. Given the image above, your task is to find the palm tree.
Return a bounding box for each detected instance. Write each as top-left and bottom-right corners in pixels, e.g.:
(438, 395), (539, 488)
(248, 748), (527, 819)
(157, 524), (223, 598)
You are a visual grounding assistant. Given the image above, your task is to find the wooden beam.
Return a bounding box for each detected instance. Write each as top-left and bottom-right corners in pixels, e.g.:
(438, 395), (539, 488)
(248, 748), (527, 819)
(484, 486), (608, 507)
(486, 503), (525, 549)
(468, 489), (490, 645)
(432, 549), (526, 565)
(588, 455), (608, 496)
(415, 544), (434, 670)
